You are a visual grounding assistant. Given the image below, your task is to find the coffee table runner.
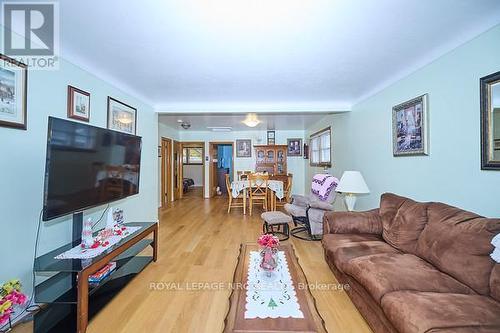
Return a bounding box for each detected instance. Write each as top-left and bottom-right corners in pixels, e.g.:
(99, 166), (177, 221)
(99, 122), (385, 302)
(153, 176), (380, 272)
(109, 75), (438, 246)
(245, 251), (304, 319)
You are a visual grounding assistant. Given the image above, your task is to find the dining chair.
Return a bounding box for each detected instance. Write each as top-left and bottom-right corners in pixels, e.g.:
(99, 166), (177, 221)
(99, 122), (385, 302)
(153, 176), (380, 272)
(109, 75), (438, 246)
(248, 173), (269, 216)
(276, 173), (293, 209)
(225, 174), (245, 213)
(237, 170), (252, 180)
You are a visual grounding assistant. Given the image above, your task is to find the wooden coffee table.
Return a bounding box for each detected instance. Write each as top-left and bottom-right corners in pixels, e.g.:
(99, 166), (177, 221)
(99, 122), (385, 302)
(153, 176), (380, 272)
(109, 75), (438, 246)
(224, 243), (327, 333)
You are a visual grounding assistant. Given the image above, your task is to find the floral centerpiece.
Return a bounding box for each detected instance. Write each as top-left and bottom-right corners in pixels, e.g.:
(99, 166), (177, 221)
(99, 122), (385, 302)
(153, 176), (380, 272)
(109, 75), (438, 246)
(258, 234), (280, 277)
(0, 280), (27, 327)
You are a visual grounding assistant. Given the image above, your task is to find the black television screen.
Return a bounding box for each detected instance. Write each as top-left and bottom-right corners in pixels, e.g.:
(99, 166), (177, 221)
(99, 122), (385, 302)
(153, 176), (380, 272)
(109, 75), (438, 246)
(43, 117), (142, 221)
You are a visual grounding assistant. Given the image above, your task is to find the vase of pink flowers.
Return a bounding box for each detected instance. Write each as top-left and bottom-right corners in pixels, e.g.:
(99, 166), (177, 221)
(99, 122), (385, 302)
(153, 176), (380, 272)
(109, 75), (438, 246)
(0, 280), (27, 330)
(258, 234), (280, 278)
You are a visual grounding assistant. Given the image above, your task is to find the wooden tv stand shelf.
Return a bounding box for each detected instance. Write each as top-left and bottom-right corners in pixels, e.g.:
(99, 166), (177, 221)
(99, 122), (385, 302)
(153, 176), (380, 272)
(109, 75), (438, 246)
(33, 222), (158, 333)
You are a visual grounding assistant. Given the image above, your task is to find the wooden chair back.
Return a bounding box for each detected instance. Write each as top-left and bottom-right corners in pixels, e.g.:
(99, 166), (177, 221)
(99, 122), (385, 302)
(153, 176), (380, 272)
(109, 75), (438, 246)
(248, 173), (269, 198)
(225, 174), (231, 193)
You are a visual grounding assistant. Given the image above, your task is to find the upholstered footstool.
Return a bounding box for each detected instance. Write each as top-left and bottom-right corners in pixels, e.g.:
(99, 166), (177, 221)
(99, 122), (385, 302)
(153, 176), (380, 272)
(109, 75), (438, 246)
(261, 211), (292, 241)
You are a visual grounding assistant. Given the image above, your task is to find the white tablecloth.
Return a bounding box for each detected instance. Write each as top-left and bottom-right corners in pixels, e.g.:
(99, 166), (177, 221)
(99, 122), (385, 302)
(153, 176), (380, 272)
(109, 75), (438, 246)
(245, 250), (304, 319)
(231, 180), (284, 199)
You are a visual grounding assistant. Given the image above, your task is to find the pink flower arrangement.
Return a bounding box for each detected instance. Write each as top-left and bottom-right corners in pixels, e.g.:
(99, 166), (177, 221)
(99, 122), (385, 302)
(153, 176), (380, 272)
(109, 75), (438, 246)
(0, 280), (27, 326)
(258, 234), (280, 249)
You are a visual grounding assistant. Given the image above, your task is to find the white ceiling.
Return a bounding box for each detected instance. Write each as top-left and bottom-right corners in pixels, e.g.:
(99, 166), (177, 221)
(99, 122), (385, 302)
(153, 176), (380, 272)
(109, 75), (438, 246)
(58, 0), (500, 109)
(159, 113), (331, 131)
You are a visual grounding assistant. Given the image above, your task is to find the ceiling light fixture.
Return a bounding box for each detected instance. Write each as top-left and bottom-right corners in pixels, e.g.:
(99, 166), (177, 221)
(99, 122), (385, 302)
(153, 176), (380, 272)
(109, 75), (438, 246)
(242, 113), (261, 127)
(207, 126), (232, 132)
(181, 122), (191, 130)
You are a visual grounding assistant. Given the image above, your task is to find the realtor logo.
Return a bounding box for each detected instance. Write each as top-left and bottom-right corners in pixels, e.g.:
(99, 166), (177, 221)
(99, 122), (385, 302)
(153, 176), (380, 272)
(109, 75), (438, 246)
(1, 2), (60, 69)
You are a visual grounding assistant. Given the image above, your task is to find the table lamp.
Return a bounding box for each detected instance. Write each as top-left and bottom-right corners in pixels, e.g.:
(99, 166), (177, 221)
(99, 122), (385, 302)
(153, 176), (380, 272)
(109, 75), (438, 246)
(335, 171), (370, 211)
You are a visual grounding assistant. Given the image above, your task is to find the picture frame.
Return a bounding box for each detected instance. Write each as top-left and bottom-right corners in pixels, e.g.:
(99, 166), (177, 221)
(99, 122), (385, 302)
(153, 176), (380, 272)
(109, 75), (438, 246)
(392, 94), (429, 156)
(107, 97), (137, 134)
(67, 85), (90, 122)
(236, 139), (252, 158)
(267, 131), (275, 145)
(287, 138), (303, 157)
(0, 54), (27, 130)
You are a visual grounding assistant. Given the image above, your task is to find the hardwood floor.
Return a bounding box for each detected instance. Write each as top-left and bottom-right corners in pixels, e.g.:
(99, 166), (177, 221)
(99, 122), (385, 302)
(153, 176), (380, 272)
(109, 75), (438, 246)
(13, 195), (372, 333)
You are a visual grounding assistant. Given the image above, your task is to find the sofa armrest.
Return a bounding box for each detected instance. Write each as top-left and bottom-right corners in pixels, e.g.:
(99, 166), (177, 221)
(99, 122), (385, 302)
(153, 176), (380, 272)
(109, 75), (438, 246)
(323, 209), (382, 235)
(291, 194), (310, 207)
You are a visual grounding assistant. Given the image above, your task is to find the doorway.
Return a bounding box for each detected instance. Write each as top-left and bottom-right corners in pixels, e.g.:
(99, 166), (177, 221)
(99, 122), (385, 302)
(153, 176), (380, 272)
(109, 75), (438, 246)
(180, 142), (205, 198)
(160, 137), (172, 207)
(209, 142), (234, 198)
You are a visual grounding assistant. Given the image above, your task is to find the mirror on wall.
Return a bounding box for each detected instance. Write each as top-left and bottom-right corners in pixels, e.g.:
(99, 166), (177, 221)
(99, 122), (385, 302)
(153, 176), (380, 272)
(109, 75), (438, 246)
(481, 71), (500, 170)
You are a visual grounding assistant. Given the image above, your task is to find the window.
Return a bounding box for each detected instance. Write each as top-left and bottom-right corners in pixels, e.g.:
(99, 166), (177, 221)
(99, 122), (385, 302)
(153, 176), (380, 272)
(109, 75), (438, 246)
(183, 147), (203, 165)
(310, 127), (331, 167)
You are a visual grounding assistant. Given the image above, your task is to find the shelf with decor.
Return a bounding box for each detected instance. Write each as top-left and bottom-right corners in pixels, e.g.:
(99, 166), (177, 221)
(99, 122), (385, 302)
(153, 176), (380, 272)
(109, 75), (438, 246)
(33, 222), (158, 333)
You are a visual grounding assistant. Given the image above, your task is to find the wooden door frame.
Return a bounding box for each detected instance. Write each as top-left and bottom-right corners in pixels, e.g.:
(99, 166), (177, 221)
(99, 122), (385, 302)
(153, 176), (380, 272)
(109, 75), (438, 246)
(160, 137), (173, 207)
(209, 141), (234, 198)
(180, 142), (205, 198)
(173, 140), (182, 200)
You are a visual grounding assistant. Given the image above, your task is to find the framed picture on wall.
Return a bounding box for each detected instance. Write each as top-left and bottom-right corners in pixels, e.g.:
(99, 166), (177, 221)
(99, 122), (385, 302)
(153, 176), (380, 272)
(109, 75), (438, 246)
(287, 138), (303, 156)
(0, 54), (27, 130)
(107, 97), (137, 134)
(67, 85), (90, 122)
(267, 131), (275, 145)
(236, 139), (252, 157)
(392, 94), (429, 156)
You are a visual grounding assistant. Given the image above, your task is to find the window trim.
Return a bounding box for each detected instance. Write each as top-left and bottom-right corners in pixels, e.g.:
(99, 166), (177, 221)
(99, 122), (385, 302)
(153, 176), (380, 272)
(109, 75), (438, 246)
(309, 126), (332, 167)
(183, 147), (204, 165)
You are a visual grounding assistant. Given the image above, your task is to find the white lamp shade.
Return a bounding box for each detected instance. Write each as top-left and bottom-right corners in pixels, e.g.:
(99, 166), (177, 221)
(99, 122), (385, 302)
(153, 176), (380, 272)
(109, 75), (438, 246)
(335, 171), (370, 194)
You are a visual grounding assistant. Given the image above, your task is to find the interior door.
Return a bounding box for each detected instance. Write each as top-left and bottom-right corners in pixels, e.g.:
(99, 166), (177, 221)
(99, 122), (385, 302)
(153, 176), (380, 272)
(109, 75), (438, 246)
(173, 141), (182, 200)
(161, 138), (172, 206)
(209, 143), (217, 197)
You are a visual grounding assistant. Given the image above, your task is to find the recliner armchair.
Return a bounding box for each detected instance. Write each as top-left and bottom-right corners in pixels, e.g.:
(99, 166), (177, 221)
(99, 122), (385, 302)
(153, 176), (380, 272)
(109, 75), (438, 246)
(284, 175), (338, 240)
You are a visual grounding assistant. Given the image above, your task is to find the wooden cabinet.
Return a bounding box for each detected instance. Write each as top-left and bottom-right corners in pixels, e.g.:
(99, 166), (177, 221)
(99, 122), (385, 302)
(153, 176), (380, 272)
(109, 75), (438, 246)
(254, 145), (287, 176)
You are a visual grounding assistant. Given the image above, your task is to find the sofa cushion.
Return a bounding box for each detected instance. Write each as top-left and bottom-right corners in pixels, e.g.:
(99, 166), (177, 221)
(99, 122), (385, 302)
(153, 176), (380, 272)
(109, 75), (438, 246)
(379, 193), (428, 254)
(381, 291), (500, 333)
(416, 202), (500, 295)
(490, 265), (500, 302)
(322, 233), (382, 251)
(344, 253), (474, 303)
(322, 233), (382, 265)
(332, 240), (400, 272)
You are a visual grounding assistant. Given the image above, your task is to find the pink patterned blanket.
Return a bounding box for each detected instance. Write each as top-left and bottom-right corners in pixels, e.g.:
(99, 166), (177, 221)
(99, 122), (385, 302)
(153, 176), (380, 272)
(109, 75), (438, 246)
(311, 174), (339, 201)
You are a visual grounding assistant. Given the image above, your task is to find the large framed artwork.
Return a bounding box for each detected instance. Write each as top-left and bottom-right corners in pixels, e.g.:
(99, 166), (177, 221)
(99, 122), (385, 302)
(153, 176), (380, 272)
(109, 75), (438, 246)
(107, 97), (137, 134)
(67, 85), (90, 122)
(287, 138), (302, 156)
(0, 54), (27, 130)
(392, 94), (429, 156)
(236, 139), (252, 158)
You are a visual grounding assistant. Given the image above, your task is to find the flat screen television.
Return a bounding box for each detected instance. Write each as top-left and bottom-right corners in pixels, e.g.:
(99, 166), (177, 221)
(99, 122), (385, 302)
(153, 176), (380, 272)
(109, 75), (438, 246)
(42, 117), (142, 221)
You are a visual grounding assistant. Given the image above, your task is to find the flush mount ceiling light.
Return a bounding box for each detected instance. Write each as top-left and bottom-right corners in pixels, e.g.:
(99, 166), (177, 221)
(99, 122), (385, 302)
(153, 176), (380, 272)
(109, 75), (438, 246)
(181, 122), (191, 130)
(242, 113), (261, 127)
(207, 126), (232, 132)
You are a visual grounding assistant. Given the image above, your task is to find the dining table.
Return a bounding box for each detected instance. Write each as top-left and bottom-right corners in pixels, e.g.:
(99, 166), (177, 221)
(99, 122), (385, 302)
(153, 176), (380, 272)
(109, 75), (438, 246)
(231, 179), (284, 215)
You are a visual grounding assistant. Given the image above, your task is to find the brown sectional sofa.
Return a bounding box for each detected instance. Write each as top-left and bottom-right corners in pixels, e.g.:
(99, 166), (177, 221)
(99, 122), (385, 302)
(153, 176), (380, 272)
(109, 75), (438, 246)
(322, 193), (500, 333)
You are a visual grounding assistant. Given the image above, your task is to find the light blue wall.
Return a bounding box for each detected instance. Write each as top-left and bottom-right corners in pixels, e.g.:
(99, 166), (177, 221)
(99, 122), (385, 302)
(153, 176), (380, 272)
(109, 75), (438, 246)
(0, 58), (158, 297)
(307, 24), (500, 216)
